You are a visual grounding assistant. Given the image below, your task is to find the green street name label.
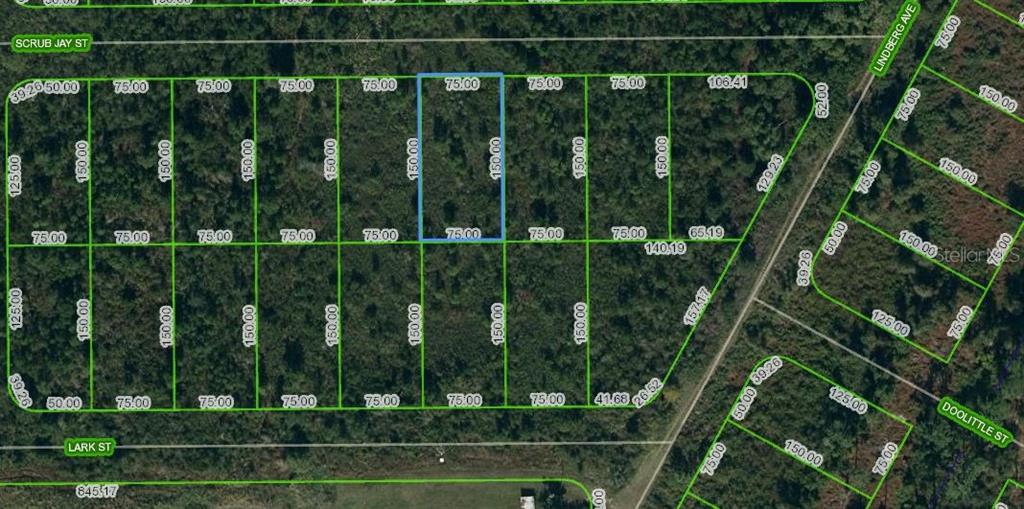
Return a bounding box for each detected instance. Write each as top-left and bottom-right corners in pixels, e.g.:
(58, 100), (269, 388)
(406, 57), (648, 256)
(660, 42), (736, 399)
(869, 0), (920, 77)
(11, 34), (92, 54)
(937, 397), (1013, 448)
(64, 438), (116, 457)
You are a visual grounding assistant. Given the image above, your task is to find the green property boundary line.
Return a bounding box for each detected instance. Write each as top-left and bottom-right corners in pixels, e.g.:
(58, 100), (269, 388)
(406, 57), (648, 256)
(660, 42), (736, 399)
(251, 79), (261, 408)
(169, 81), (177, 408)
(334, 79), (344, 407)
(808, 0), (1024, 364)
(10, 0), (862, 10)
(973, 0), (1024, 27)
(0, 476), (596, 508)
(8, 238), (741, 248)
(839, 210), (985, 290)
(86, 82), (94, 409)
(993, 478), (1023, 508)
(4, 71), (816, 414)
(682, 491), (719, 508)
(880, 138), (1024, 219)
(583, 75), (592, 405)
(919, 64), (1024, 126)
(676, 355), (914, 508)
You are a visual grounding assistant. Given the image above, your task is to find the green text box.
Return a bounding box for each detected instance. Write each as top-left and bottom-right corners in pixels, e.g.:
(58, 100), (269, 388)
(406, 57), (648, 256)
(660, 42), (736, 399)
(11, 34), (92, 54)
(937, 397), (1013, 448)
(64, 438), (116, 457)
(868, 0), (920, 77)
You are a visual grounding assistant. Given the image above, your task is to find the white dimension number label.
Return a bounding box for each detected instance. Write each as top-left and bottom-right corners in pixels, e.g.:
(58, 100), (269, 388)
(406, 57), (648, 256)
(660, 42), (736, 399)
(76, 484), (119, 499)
(643, 241), (686, 256)
(855, 160), (881, 194)
(988, 233), (1013, 266)
(755, 154), (784, 192)
(937, 157), (978, 186)
(278, 78), (315, 93)
(159, 305), (173, 348)
(528, 227), (564, 241)
(654, 135), (669, 179)
(407, 303), (422, 346)
(894, 88), (920, 122)
(872, 442), (899, 475)
(707, 75), (747, 90)
(872, 309), (910, 338)
(323, 138), (338, 181)
(113, 79), (149, 94)
(116, 395), (152, 410)
(572, 302), (587, 345)
(114, 230), (151, 245)
(198, 394), (235, 409)
(730, 386), (757, 421)
(362, 78), (398, 92)
(526, 76), (563, 91)
(609, 75), (646, 90)
(682, 286), (711, 326)
(898, 229), (938, 258)
(688, 225), (725, 240)
(795, 249), (812, 287)
(489, 303), (505, 346)
(631, 377), (662, 408)
(749, 355), (782, 385)
(784, 439), (824, 467)
(700, 442), (727, 476)
(593, 391), (630, 407)
(8, 288), (24, 331)
(9, 373), (33, 408)
(444, 77), (480, 92)
(76, 299), (90, 342)
(979, 85), (1018, 113)
(365, 393), (400, 408)
(446, 392), (483, 408)
(280, 228), (315, 243)
(828, 386), (868, 415)
(814, 82), (830, 119)
(946, 305), (972, 340)
(821, 221), (848, 256)
(7, 155), (22, 197)
(31, 230), (67, 245)
(324, 304), (339, 347)
(934, 15), (960, 49)
(611, 226), (647, 240)
(529, 392), (566, 407)
(571, 136), (586, 179)
(281, 394), (317, 409)
(198, 229), (233, 244)
(445, 227), (482, 240)
(241, 304), (256, 347)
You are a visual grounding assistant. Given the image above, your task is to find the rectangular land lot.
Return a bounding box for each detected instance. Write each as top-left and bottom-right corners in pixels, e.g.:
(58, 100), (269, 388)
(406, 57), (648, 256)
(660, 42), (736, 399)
(682, 356), (911, 508)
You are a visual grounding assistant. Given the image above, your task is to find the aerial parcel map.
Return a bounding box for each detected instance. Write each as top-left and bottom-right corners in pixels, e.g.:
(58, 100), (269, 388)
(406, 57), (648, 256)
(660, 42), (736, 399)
(0, 0), (1021, 506)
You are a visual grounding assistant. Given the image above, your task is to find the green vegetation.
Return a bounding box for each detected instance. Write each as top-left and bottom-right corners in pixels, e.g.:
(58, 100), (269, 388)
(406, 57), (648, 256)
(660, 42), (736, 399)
(587, 75), (668, 238)
(885, 71), (1024, 210)
(845, 143), (1022, 283)
(1, 0), (1021, 507)
(670, 76), (808, 239)
(420, 76), (503, 239)
(813, 218), (985, 357)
